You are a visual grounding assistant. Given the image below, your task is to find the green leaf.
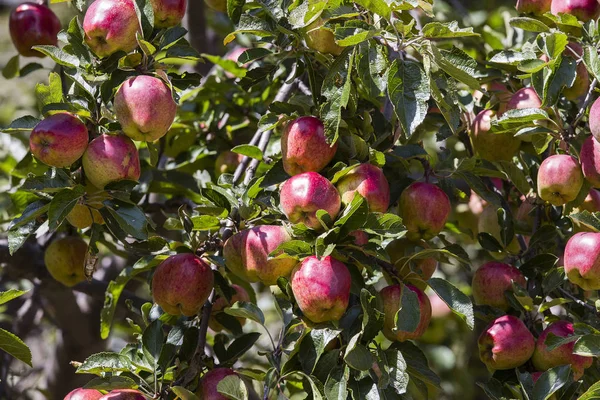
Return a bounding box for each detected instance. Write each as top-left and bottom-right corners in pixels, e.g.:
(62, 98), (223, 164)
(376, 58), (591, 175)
(48, 186), (86, 230)
(334, 194), (369, 231)
(391, 342), (440, 388)
(133, 0), (154, 38)
(225, 301), (265, 325)
(394, 285), (420, 333)
(217, 375), (248, 400)
(344, 343), (373, 371)
(579, 380), (600, 400)
(569, 211), (600, 232)
(324, 366), (348, 400)
(231, 144), (263, 160)
(0, 328), (32, 367)
(36, 72), (63, 113)
(142, 320), (164, 364)
(428, 278), (474, 329)
(354, 0), (391, 19)
(1, 116), (41, 133)
(32, 45), (79, 68)
(583, 44), (600, 82)
(299, 328), (340, 374)
(270, 240), (313, 258)
(223, 332), (261, 363)
(423, 21), (480, 38)
(76, 352), (133, 375)
(8, 200), (50, 232)
(573, 334), (600, 356)
(101, 200), (149, 241)
(383, 349), (409, 394)
(2, 55), (19, 79)
(227, 0), (245, 24)
(531, 365), (571, 400)
(320, 49), (354, 144)
(433, 46), (480, 91)
(171, 386), (200, 400)
(509, 17), (550, 32)
(387, 60), (430, 137)
(0, 289), (28, 305)
(84, 376), (138, 391)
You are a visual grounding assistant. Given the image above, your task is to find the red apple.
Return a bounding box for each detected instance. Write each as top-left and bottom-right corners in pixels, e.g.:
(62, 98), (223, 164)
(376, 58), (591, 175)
(578, 189), (600, 212)
(82, 134), (141, 189)
(280, 172), (341, 230)
(114, 75), (177, 142)
(281, 116), (337, 176)
(336, 163), (390, 213)
(386, 238), (437, 287)
(98, 390), (145, 400)
(197, 368), (238, 400)
(399, 182), (450, 241)
(152, 253), (214, 317)
(44, 237), (88, 287)
(589, 98), (600, 142)
(64, 388), (103, 400)
(551, 0), (600, 21)
(223, 225), (297, 285)
(472, 262), (527, 310)
(381, 284), (432, 342)
(30, 113), (89, 168)
(563, 43), (590, 101)
(532, 320), (593, 380)
(470, 110), (522, 161)
(580, 136), (600, 187)
(9, 2), (60, 58)
(208, 284), (251, 332)
(429, 292), (452, 319)
(214, 151), (243, 177)
(291, 255), (351, 323)
(564, 232), (600, 290)
(516, 0), (552, 14)
(537, 154), (583, 206)
(478, 315), (535, 370)
(506, 87), (542, 111)
(83, 0), (140, 58)
(303, 18), (343, 56)
(349, 230), (369, 245)
(149, 0), (186, 28)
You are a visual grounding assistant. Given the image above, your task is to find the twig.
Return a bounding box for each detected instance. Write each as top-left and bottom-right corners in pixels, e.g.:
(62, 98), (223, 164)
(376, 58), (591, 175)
(557, 287), (598, 314)
(572, 78), (597, 129)
(262, 328), (284, 400)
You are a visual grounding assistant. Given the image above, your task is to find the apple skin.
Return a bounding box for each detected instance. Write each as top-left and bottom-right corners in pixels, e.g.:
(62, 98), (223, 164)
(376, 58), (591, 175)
(470, 110), (522, 162)
(82, 134), (141, 189)
(537, 154), (584, 206)
(381, 284), (432, 342)
(506, 87), (542, 111)
(9, 2), (61, 58)
(223, 225), (297, 285)
(577, 189), (600, 212)
(386, 238), (437, 288)
(291, 255), (351, 323)
(336, 163), (390, 213)
(399, 182), (450, 241)
(551, 0), (600, 21)
(516, 0), (552, 14)
(149, 0), (186, 28)
(589, 98), (600, 141)
(280, 172), (341, 230)
(30, 113), (89, 168)
(204, 0), (227, 12)
(114, 75), (177, 142)
(152, 253), (214, 317)
(44, 237), (88, 287)
(215, 151), (243, 177)
(349, 230), (369, 245)
(98, 390), (145, 400)
(473, 83), (511, 115)
(281, 116), (337, 176)
(83, 0), (140, 58)
(197, 368), (238, 400)
(580, 136), (600, 187)
(66, 184), (107, 229)
(564, 232), (600, 290)
(472, 262), (527, 310)
(532, 320), (593, 380)
(304, 18), (343, 56)
(478, 315), (535, 370)
(64, 388), (103, 400)
(208, 284), (251, 332)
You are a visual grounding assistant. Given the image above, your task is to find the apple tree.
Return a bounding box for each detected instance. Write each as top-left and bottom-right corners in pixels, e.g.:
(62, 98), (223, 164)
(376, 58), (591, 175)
(2, 0), (600, 398)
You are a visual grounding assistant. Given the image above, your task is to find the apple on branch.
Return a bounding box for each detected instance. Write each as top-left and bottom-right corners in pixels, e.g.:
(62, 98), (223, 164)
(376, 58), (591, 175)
(82, 134), (141, 189)
(83, 0), (140, 58)
(9, 2), (61, 58)
(44, 237), (88, 287)
(30, 112), (89, 168)
(537, 154), (583, 206)
(478, 315), (535, 370)
(399, 182), (450, 241)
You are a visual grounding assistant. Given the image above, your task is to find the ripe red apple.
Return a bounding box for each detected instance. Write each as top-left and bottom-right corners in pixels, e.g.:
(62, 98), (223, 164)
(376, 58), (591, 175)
(470, 110), (522, 161)
(563, 43), (590, 101)
(197, 368), (238, 400)
(44, 237), (88, 287)
(83, 0), (140, 58)
(564, 232), (600, 290)
(281, 116), (337, 176)
(9, 2), (60, 58)
(478, 315), (535, 370)
(336, 163), (390, 213)
(551, 0), (600, 21)
(516, 0), (552, 14)
(152, 253), (214, 316)
(349, 230), (369, 245)
(537, 154), (583, 206)
(429, 292), (451, 319)
(208, 284), (251, 332)
(577, 189), (600, 212)
(98, 390), (145, 400)
(399, 182), (450, 241)
(30, 113), (89, 168)
(580, 136), (600, 187)
(280, 172), (341, 230)
(506, 87), (542, 111)
(532, 320), (593, 380)
(589, 98), (600, 141)
(386, 238), (437, 288)
(223, 225), (297, 285)
(82, 134), (141, 189)
(303, 18), (343, 56)
(149, 0), (186, 28)
(204, 0), (227, 12)
(114, 75), (177, 142)
(64, 388), (103, 400)
(215, 151), (243, 177)
(472, 262), (527, 310)
(291, 255), (351, 323)
(381, 284), (432, 342)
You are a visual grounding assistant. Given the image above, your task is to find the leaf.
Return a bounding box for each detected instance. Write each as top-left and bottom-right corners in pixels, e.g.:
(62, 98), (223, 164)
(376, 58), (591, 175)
(569, 211), (600, 232)
(0, 328), (32, 367)
(387, 60), (430, 137)
(395, 285), (420, 333)
(0, 289), (28, 306)
(573, 334), (600, 356)
(531, 365), (571, 400)
(133, 0), (154, 38)
(1, 116), (41, 133)
(84, 376), (138, 391)
(423, 21), (480, 38)
(509, 17), (550, 32)
(8, 200), (50, 232)
(334, 194), (369, 231)
(101, 199), (149, 241)
(231, 144), (263, 161)
(142, 320), (164, 364)
(579, 380), (600, 400)
(270, 240), (312, 258)
(32, 45), (79, 68)
(36, 72), (63, 112)
(391, 342), (440, 388)
(433, 46), (480, 91)
(2, 55), (19, 79)
(48, 186), (86, 230)
(354, 0), (391, 19)
(217, 375), (248, 400)
(344, 343), (373, 371)
(384, 349), (409, 394)
(299, 328), (340, 374)
(224, 301), (265, 325)
(223, 332), (261, 363)
(76, 352), (133, 375)
(428, 278), (474, 329)
(227, 0), (245, 24)
(171, 386), (200, 400)
(325, 366), (348, 400)
(320, 49), (354, 144)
